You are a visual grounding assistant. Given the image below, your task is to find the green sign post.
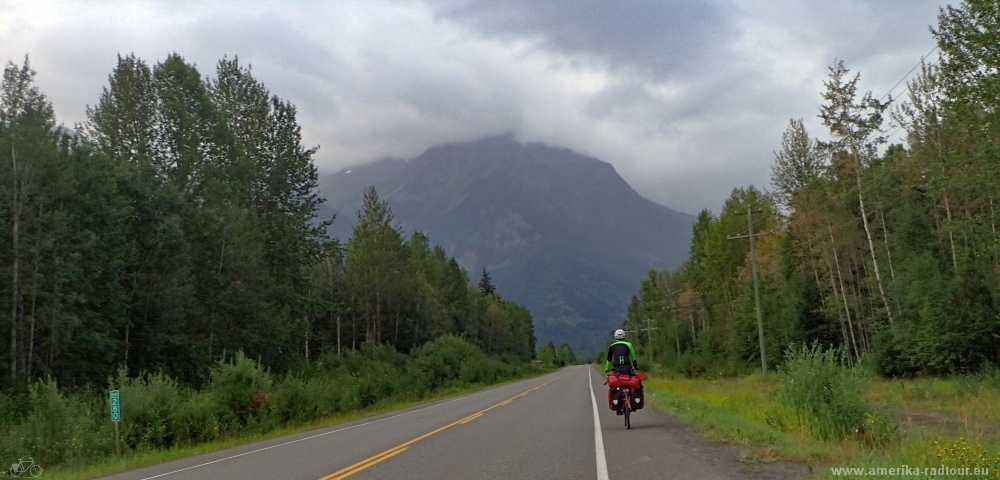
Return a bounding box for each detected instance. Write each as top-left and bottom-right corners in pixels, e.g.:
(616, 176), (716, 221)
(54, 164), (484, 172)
(110, 389), (121, 457)
(110, 390), (121, 421)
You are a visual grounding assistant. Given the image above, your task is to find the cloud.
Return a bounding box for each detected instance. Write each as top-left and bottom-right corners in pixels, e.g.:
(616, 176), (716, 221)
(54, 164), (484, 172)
(434, 0), (737, 79)
(0, 0), (943, 214)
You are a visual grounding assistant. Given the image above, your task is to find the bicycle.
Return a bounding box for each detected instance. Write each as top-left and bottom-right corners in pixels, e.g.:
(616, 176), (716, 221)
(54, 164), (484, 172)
(618, 386), (633, 429)
(8, 456), (42, 478)
(606, 371), (644, 430)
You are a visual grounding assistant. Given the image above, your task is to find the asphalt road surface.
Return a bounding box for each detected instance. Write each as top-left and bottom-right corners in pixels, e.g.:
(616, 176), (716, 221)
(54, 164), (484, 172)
(100, 364), (807, 480)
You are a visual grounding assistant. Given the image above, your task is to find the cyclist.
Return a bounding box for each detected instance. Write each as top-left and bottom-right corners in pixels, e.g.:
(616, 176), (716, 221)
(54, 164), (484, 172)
(605, 329), (644, 412)
(605, 329), (637, 374)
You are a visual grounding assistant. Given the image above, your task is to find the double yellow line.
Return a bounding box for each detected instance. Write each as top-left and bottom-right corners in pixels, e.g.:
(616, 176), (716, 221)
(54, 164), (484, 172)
(320, 377), (559, 480)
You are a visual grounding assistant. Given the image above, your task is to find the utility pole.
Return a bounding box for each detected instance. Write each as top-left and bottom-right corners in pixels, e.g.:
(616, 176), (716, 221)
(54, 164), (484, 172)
(666, 290), (682, 358)
(727, 207), (769, 375)
(642, 318), (658, 367)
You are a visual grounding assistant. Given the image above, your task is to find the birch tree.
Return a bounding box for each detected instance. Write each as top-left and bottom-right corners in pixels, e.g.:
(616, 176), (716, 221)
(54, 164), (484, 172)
(818, 60), (893, 325)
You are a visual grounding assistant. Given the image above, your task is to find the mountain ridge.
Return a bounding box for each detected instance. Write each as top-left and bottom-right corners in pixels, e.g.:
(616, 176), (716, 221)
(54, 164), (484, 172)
(319, 135), (694, 353)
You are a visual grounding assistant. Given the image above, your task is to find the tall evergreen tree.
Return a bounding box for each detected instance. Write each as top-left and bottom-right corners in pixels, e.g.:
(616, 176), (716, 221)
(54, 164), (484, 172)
(478, 268), (496, 296)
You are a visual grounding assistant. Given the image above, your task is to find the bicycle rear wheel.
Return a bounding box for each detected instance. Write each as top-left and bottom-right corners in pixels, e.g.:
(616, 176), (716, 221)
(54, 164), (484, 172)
(624, 390), (631, 429)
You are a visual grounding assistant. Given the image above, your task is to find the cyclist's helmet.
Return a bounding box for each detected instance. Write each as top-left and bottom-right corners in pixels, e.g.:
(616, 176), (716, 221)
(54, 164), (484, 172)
(614, 329), (626, 340)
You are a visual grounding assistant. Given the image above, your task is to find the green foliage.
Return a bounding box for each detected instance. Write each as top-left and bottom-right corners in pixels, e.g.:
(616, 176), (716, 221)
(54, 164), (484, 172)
(411, 335), (485, 389)
(478, 268), (496, 296)
(171, 390), (224, 445)
(626, 7), (1000, 378)
(112, 368), (183, 452)
(0, 49), (535, 395)
(207, 352), (274, 430)
(768, 343), (898, 448)
(0, 49), (536, 476)
(0, 379), (109, 467)
(0, 335), (530, 472)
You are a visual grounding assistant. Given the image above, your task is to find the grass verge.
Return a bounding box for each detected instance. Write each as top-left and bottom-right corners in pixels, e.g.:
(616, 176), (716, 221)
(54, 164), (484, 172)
(644, 373), (1000, 479)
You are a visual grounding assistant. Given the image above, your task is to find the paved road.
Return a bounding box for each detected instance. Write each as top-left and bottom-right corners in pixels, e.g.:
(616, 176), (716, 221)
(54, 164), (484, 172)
(100, 364), (807, 479)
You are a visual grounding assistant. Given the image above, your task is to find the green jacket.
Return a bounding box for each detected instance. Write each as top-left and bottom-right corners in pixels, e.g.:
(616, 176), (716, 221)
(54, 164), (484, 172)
(605, 340), (637, 371)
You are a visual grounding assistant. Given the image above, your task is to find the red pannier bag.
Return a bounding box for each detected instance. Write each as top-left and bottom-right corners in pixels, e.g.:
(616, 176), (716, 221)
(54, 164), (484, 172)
(607, 372), (641, 389)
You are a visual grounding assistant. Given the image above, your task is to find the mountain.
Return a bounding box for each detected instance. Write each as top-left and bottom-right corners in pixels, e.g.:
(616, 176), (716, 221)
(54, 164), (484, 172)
(319, 135), (695, 353)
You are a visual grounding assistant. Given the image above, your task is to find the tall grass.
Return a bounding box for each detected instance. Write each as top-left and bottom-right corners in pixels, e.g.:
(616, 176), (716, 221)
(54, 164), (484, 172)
(768, 343), (899, 449)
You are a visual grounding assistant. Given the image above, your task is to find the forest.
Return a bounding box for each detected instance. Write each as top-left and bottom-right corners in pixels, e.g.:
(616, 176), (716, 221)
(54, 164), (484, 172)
(0, 51), (544, 468)
(623, 1), (1000, 378)
(0, 52), (537, 390)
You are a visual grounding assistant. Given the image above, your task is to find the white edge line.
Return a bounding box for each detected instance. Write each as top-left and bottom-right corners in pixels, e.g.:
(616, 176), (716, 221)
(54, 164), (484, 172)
(589, 368), (610, 480)
(137, 386), (506, 480)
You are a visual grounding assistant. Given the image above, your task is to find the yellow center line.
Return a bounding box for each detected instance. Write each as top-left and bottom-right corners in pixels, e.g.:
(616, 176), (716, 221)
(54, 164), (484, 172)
(459, 412), (484, 424)
(326, 446), (408, 479)
(319, 376), (560, 480)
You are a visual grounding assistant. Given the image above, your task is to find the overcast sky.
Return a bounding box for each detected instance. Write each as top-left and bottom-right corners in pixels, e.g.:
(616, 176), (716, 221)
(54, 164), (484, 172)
(2, 0), (945, 214)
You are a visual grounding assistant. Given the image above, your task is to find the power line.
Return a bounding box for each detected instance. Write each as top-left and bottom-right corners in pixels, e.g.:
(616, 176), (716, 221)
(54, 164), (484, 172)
(877, 45), (940, 104)
(864, 45), (940, 146)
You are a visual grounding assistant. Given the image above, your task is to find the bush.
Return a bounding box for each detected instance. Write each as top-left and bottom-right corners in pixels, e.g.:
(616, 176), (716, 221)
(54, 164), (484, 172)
(207, 351), (273, 431)
(769, 342), (898, 447)
(411, 335), (487, 389)
(269, 375), (325, 426)
(173, 390), (224, 445)
(304, 375), (348, 417)
(675, 352), (710, 378)
(0, 338), (531, 472)
(356, 361), (405, 407)
(3, 380), (110, 467)
(111, 368), (183, 451)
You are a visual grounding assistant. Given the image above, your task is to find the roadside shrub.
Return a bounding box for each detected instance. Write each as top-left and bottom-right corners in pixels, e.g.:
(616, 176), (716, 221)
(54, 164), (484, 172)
(675, 352), (711, 378)
(269, 375), (317, 426)
(172, 390), (223, 445)
(0, 391), (17, 426)
(356, 361), (405, 407)
(459, 356), (516, 384)
(111, 369), (183, 451)
(339, 341), (408, 376)
(333, 372), (364, 412)
(856, 411), (901, 450)
(458, 357), (493, 384)
(8, 380), (109, 467)
(411, 335), (485, 389)
(207, 351), (273, 431)
(303, 375), (347, 418)
(769, 342), (897, 446)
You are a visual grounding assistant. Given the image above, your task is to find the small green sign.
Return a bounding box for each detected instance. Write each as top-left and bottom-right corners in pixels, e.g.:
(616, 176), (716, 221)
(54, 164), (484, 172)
(110, 390), (121, 422)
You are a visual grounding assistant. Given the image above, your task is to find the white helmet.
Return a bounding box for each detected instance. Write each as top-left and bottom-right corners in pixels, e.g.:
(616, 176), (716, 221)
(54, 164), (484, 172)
(614, 329), (626, 340)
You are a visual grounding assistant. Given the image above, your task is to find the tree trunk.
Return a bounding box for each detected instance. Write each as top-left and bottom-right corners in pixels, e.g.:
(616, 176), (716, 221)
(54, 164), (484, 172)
(944, 194), (958, 273)
(829, 224), (860, 363)
(27, 246), (38, 384)
(991, 196), (998, 268)
(811, 235), (848, 360)
(850, 255), (873, 356)
(878, 208), (896, 282)
(10, 144), (21, 382)
(821, 240), (852, 366)
(688, 310), (696, 340)
(854, 166), (893, 325)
